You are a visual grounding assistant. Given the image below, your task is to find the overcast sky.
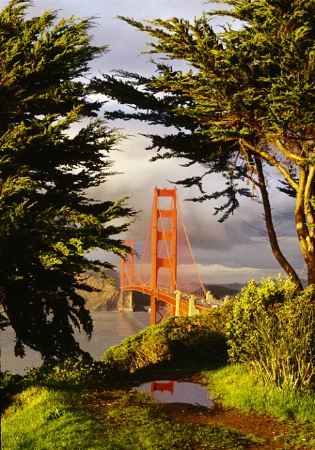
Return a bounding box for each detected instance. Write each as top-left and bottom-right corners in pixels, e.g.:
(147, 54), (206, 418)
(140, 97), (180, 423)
(1, 0), (305, 284)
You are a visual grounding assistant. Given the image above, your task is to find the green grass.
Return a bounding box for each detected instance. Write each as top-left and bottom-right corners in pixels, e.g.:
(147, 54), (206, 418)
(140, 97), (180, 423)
(203, 364), (315, 424)
(2, 360), (315, 450)
(2, 386), (106, 450)
(2, 383), (265, 450)
(202, 364), (315, 450)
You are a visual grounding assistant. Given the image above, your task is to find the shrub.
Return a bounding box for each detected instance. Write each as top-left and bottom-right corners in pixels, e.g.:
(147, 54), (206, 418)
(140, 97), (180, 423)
(102, 309), (229, 374)
(226, 276), (315, 391)
(0, 371), (23, 412)
(24, 358), (117, 389)
(163, 313), (228, 363)
(102, 325), (170, 374)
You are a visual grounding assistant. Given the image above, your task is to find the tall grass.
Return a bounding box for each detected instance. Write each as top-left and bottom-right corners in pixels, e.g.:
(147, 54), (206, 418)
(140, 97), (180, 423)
(249, 297), (314, 390)
(205, 364), (315, 424)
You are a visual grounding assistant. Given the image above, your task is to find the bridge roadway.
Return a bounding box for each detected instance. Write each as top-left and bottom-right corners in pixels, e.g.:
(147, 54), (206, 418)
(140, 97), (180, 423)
(121, 284), (220, 315)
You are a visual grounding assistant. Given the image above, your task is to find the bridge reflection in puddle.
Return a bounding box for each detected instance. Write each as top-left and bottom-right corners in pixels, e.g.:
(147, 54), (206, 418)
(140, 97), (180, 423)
(132, 380), (214, 409)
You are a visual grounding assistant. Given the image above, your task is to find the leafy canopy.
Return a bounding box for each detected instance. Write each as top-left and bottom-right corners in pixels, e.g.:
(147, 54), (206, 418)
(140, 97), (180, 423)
(0, 0), (135, 361)
(97, 0), (315, 287)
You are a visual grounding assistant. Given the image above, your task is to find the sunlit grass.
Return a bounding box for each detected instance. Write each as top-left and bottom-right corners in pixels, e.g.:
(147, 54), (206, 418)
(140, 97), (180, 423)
(204, 364), (315, 424)
(2, 383), (265, 450)
(202, 363), (315, 449)
(2, 387), (105, 450)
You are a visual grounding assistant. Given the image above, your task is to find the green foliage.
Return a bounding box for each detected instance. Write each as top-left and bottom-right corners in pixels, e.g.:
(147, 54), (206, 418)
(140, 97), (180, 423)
(0, 359), (118, 414)
(162, 312), (229, 362)
(226, 276), (315, 391)
(206, 364), (315, 425)
(99, 0), (315, 286)
(104, 325), (170, 373)
(103, 311), (229, 374)
(23, 358), (117, 390)
(0, 1), (135, 360)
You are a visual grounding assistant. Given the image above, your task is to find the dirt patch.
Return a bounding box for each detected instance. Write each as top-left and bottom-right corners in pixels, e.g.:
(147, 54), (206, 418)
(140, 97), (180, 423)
(160, 401), (299, 449)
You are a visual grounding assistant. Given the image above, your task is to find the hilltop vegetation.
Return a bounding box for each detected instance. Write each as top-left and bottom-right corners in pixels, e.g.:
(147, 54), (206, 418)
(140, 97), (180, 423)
(103, 276), (315, 393)
(102, 310), (229, 374)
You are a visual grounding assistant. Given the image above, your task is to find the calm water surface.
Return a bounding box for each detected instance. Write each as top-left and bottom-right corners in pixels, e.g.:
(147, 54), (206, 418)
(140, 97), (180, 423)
(133, 381), (214, 408)
(1, 311), (150, 374)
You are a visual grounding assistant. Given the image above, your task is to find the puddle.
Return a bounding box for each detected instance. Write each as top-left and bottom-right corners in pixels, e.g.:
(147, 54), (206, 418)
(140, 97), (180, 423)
(132, 380), (214, 409)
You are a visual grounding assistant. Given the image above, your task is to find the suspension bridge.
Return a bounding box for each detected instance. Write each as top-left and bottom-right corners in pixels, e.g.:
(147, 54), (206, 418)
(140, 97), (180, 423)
(119, 187), (220, 325)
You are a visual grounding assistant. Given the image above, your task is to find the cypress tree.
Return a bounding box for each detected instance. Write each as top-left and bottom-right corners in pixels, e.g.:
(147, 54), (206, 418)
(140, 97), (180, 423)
(98, 0), (315, 288)
(0, 0), (135, 361)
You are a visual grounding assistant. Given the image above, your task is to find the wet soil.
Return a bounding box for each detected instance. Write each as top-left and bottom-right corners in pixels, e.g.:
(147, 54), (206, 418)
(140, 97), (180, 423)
(160, 401), (295, 449)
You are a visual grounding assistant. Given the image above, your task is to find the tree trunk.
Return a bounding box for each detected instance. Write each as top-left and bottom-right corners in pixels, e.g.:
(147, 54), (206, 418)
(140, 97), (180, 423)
(294, 164), (315, 288)
(255, 156), (303, 291)
(308, 263), (315, 286)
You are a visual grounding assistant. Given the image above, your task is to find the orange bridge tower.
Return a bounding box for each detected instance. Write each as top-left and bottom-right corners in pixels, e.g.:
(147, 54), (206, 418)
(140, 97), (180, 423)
(150, 187), (177, 325)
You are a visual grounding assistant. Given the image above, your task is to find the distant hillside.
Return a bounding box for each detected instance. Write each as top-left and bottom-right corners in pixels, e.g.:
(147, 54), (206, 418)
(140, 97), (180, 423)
(76, 272), (120, 311)
(205, 278), (308, 299)
(204, 283), (244, 299)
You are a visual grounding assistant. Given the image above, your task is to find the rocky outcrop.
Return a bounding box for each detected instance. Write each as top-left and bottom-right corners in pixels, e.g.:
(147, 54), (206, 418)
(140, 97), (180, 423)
(76, 273), (120, 311)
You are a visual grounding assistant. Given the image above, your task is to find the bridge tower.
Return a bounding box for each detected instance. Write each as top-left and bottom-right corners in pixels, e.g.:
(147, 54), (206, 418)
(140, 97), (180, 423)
(150, 187), (177, 325)
(119, 240), (135, 311)
(119, 187), (210, 324)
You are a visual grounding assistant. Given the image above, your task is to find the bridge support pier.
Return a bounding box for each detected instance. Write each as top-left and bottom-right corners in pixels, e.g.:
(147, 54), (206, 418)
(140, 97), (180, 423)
(119, 290), (134, 312)
(189, 295), (199, 316)
(175, 291), (181, 316)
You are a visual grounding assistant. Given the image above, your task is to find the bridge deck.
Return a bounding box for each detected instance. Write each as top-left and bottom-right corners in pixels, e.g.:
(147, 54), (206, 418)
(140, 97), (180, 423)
(121, 284), (220, 315)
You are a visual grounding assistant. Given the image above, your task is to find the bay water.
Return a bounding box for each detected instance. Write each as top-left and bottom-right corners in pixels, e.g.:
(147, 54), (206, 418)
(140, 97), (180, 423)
(1, 311), (150, 375)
